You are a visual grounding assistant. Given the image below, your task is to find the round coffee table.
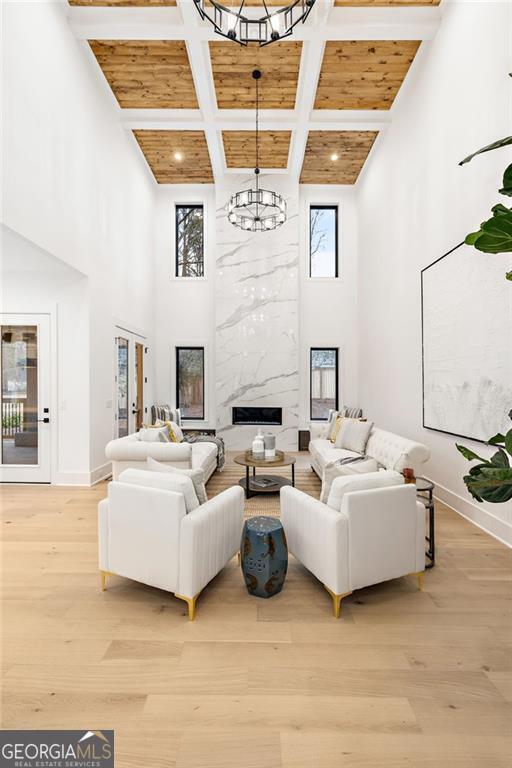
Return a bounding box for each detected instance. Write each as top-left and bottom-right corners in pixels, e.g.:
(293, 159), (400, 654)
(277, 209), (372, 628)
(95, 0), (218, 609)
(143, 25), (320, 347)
(234, 450), (296, 499)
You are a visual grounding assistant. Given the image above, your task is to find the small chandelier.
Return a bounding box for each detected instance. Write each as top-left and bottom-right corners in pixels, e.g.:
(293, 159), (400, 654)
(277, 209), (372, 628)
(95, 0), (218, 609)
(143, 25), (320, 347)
(227, 70), (287, 233)
(193, 0), (316, 47)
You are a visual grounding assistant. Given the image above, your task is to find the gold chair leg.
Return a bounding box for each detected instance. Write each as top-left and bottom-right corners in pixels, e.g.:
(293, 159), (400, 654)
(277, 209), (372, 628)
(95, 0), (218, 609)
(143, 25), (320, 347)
(324, 585), (352, 618)
(100, 571), (107, 591)
(175, 592), (200, 621)
(415, 571), (425, 591)
(237, 551), (241, 566)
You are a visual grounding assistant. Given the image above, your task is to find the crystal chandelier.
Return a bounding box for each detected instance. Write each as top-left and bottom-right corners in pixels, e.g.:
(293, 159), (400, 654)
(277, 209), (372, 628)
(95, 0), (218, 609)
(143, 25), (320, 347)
(227, 70), (287, 233)
(193, 0), (316, 47)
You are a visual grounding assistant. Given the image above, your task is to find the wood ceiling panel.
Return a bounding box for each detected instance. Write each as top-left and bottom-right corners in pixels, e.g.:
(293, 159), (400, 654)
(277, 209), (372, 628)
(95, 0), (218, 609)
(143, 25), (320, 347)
(89, 40), (198, 108)
(209, 41), (302, 110)
(222, 131), (291, 169)
(300, 131), (378, 184)
(71, 1), (176, 5)
(133, 130), (213, 183)
(334, 1), (439, 5)
(315, 40), (421, 110)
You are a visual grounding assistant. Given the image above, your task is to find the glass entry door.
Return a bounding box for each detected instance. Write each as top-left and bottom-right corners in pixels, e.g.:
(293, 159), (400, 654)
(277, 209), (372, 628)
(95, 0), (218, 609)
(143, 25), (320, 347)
(0, 314), (51, 483)
(115, 330), (146, 437)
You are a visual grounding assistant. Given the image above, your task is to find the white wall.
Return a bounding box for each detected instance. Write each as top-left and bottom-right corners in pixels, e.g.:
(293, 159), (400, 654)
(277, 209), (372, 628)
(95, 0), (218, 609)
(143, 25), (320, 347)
(356, 0), (512, 544)
(299, 186), (359, 428)
(1, 1), (157, 480)
(1, 225), (90, 483)
(153, 180), (359, 447)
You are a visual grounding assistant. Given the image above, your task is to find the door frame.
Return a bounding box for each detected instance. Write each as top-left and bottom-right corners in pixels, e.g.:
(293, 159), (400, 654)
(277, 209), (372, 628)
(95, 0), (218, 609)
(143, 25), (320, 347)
(114, 325), (148, 438)
(0, 312), (52, 483)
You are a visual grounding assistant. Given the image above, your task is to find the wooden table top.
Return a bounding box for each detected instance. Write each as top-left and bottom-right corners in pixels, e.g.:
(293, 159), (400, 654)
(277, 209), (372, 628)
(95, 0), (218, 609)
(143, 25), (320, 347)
(233, 449), (296, 468)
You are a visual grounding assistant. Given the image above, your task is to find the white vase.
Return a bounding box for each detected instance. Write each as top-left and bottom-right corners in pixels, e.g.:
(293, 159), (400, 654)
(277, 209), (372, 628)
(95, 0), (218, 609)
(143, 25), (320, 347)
(252, 432), (264, 458)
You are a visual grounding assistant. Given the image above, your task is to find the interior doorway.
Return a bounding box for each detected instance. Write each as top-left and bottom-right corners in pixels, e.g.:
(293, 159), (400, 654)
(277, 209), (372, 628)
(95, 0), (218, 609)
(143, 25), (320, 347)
(0, 314), (51, 483)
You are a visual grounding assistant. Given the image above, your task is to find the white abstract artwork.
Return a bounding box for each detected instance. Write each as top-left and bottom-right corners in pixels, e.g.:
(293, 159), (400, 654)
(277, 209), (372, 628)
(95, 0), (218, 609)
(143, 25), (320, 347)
(422, 243), (512, 442)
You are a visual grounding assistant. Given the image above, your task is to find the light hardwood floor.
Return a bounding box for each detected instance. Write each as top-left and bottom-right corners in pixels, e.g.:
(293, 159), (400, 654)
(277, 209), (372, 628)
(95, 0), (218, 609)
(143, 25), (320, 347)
(1, 453), (511, 768)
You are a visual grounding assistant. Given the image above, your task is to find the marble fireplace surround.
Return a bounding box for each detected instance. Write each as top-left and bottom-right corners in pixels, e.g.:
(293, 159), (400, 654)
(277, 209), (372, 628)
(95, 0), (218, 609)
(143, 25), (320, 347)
(215, 174), (299, 451)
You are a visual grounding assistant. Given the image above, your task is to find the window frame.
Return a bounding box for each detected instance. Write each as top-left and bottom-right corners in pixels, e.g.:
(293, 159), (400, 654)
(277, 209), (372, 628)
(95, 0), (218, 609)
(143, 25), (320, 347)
(310, 347), (339, 422)
(176, 346), (205, 421)
(309, 204), (339, 279)
(175, 204), (205, 279)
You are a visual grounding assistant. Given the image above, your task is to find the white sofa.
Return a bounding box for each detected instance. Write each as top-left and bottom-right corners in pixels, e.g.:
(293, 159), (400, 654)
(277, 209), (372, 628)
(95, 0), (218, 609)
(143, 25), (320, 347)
(105, 433), (218, 481)
(281, 472), (425, 617)
(309, 422), (430, 492)
(98, 468), (244, 619)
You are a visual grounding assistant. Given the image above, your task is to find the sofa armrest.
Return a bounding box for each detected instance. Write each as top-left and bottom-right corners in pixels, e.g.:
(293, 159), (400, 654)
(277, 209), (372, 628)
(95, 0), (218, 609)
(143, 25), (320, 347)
(309, 422), (329, 440)
(105, 437), (192, 464)
(280, 486), (349, 596)
(177, 486), (245, 599)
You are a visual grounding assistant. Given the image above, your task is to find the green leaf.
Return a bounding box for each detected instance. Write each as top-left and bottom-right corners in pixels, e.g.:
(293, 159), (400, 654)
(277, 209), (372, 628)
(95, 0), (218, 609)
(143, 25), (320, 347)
(491, 449), (511, 468)
(505, 428), (512, 456)
(506, 271), (512, 281)
(459, 136), (512, 166)
(499, 164), (512, 197)
(466, 206), (512, 254)
(463, 467), (512, 504)
(456, 444), (487, 462)
(488, 433), (506, 446)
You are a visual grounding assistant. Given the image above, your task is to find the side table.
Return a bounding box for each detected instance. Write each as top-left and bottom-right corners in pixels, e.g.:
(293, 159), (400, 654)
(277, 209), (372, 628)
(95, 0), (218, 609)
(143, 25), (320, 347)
(416, 477), (435, 568)
(240, 516), (288, 598)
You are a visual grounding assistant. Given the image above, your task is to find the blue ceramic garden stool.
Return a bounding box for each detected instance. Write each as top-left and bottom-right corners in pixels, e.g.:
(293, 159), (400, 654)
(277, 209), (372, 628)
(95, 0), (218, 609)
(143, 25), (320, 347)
(241, 516), (288, 598)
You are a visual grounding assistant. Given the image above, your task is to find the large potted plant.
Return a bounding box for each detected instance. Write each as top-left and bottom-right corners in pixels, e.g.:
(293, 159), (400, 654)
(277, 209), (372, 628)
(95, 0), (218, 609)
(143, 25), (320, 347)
(456, 98), (512, 502)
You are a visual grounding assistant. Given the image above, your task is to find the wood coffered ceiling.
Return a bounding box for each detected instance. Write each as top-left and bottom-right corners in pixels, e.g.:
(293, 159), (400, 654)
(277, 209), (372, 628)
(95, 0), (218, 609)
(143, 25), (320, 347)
(300, 131), (378, 184)
(335, 1), (439, 5)
(89, 40), (198, 108)
(223, 131), (292, 169)
(133, 130), (213, 183)
(70, 0), (439, 183)
(71, 0), (176, 5)
(315, 40), (421, 110)
(209, 41), (302, 110)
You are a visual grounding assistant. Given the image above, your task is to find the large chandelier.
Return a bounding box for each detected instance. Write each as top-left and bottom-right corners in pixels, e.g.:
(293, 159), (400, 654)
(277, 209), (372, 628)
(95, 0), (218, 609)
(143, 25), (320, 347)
(227, 70), (287, 233)
(193, 0), (316, 46)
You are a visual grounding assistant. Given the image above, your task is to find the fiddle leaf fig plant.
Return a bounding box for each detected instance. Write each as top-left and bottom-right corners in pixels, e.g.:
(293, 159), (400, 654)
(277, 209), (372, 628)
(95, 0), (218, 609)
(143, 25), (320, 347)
(456, 412), (512, 504)
(460, 77), (512, 270)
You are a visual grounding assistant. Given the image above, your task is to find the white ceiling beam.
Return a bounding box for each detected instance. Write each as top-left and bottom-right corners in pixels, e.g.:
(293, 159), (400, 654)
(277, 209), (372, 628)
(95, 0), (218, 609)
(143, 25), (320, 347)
(120, 108), (390, 132)
(177, 0), (225, 180)
(68, 5), (439, 41)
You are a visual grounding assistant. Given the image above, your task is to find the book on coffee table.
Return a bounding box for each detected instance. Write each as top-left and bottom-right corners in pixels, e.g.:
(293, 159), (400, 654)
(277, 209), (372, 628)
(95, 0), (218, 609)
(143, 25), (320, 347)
(251, 477), (277, 489)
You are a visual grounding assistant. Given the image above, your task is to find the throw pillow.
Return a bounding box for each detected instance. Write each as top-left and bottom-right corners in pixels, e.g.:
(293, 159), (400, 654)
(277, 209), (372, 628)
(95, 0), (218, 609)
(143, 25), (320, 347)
(320, 457), (379, 503)
(118, 467), (199, 513)
(326, 409), (345, 441)
(326, 469), (404, 511)
(335, 419), (373, 454)
(146, 456), (207, 504)
(155, 420), (184, 443)
(137, 427), (169, 443)
(329, 416), (344, 444)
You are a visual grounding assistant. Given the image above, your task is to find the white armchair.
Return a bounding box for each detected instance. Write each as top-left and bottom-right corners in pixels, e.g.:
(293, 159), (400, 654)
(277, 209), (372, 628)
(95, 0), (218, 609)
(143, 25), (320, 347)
(280, 471), (425, 617)
(98, 469), (244, 619)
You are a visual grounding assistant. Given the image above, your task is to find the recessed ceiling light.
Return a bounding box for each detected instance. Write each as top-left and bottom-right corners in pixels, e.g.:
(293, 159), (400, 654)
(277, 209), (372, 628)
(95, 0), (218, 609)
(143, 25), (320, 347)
(174, 151), (183, 162)
(330, 153), (339, 162)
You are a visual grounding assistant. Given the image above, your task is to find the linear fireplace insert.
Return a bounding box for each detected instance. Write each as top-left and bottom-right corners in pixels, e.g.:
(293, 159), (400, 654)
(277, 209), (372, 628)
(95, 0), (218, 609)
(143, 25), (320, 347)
(232, 406), (282, 426)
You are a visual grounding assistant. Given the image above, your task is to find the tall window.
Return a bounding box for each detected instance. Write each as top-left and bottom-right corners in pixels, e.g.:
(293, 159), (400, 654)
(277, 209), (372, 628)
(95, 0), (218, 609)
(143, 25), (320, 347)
(310, 348), (338, 421)
(310, 205), (338, 278)
(176, 205), (204, 277)
(176, 347), (205, 420)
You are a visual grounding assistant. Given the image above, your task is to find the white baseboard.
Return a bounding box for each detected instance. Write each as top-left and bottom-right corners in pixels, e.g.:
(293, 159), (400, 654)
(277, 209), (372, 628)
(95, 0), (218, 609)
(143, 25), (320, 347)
(53, 462), (112, 487)
(90, 462), (112, 485)
(432, 480), (512, 548)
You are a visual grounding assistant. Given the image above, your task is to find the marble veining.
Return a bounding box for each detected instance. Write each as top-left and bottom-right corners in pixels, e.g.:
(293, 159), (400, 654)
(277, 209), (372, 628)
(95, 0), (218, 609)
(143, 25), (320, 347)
(215, 175), (299, 450)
